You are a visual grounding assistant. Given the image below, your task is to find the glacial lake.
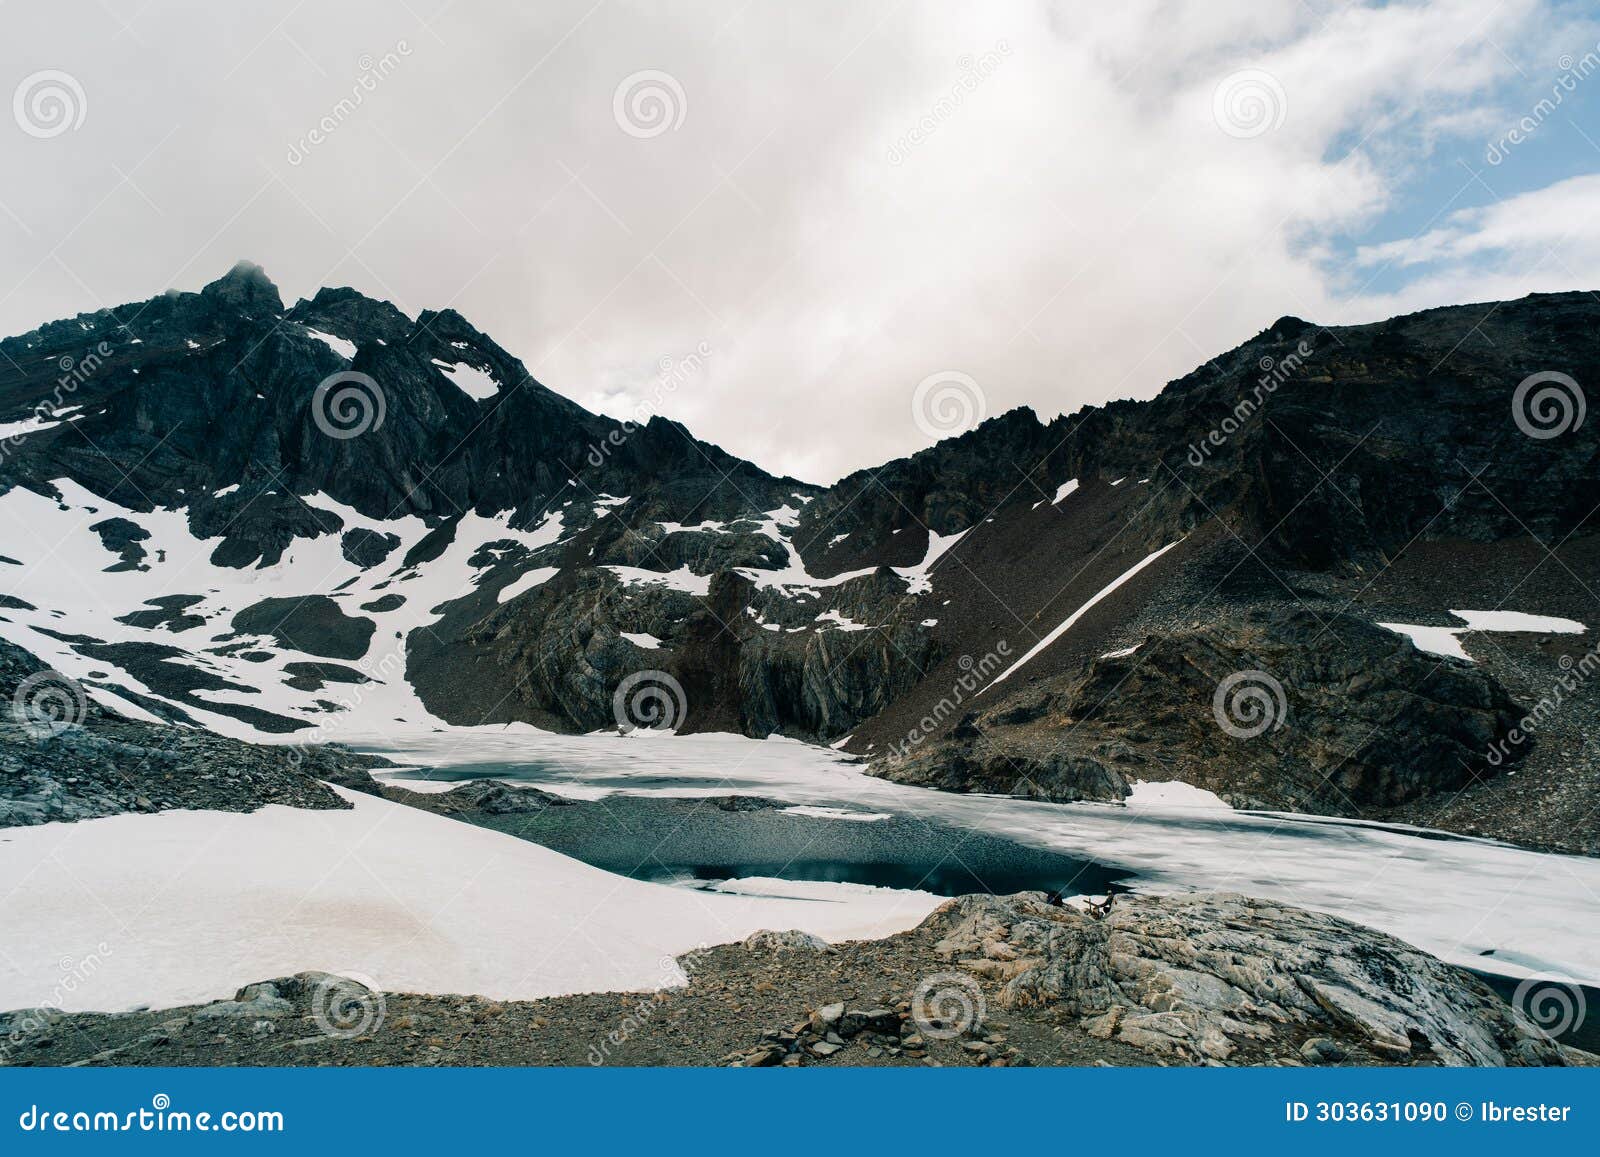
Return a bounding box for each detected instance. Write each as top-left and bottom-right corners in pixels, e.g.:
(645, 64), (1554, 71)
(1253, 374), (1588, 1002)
(362, 728), (1600, 1010)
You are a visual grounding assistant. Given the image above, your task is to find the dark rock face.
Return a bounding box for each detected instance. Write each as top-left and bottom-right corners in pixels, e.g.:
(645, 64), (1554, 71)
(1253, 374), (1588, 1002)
(0, 265), (805, 574)
(341, 528), (400, 567)
(406, 557), (940, 738)
(881, 610), (1526, 813)
(800, 296), (1600, 576)
(0, 639), (380, 827)
(281, 661), (371, 692)
(88, 517), (149, 571)
(231, 596), (375, 661)
(887, 746), (1132, 804)
(286, 285), (412, 344)
(115, 595), (206, 632)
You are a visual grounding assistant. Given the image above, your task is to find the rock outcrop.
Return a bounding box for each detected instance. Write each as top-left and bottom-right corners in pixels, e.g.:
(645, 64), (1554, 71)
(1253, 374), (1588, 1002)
(0, 639), (383, 827)
(923, 891), (1585, 1066)
(880, 608), (1527, 813)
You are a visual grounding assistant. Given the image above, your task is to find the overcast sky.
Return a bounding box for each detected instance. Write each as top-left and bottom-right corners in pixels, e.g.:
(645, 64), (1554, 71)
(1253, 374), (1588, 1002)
(3, 1), (1598, 482)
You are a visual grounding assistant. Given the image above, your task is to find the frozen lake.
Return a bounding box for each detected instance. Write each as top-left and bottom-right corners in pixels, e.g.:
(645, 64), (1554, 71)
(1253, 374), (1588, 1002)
(360, 728), (1600, 990)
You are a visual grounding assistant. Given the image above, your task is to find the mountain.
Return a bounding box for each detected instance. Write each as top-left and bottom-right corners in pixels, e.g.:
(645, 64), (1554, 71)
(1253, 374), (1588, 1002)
(1, 264), (1596, 849)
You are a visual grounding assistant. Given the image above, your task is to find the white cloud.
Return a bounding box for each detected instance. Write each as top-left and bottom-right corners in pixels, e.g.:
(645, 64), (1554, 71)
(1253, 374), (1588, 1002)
(0, 0), (1591, 483)
(1351, 173), (1600, 310)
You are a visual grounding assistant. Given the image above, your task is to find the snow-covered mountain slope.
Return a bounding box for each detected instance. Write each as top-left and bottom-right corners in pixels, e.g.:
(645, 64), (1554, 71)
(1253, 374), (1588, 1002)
(0, 786), (943, 1011)
(0, 264), (966, 744)
(0, 472), (961, 742)
(3, 264), (1599, 844)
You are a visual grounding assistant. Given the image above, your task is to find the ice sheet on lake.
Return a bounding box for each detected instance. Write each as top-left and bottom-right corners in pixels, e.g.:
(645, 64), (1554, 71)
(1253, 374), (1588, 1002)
(357, 728), (1600, 988)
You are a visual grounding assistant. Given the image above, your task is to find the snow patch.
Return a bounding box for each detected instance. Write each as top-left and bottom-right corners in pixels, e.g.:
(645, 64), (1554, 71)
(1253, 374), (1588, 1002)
(0, 413), (63, 440)
(1378, 610), (1586, 662)
(0, 788), (942, 1011)
(432, 359), (500, 401)
(497, 566), (560, 604)
(605, 565), (711, 596)
(814, 609), (870, 632)
(304, 327), (357, 360)
(982, 541), (1183, 692)
(1125, 780), (1231, 810)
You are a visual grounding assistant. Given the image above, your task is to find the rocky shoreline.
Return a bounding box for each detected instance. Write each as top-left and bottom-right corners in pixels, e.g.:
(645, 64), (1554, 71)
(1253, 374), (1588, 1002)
(6, 891), (1590, 1069)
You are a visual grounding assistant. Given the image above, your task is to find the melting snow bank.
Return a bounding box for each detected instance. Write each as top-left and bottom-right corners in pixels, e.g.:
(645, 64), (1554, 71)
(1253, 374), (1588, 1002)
(0, 787), (943, 1013)
(357, 730), (1600, 988)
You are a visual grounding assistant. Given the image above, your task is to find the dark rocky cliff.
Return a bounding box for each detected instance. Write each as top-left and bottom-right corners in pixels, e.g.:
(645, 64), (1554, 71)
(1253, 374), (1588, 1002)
(2, 268), (1596, 836)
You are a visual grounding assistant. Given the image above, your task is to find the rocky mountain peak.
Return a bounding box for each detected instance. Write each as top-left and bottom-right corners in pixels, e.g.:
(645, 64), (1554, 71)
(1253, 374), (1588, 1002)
(200, 260), (283, 315)
(286, 285), (413, 345)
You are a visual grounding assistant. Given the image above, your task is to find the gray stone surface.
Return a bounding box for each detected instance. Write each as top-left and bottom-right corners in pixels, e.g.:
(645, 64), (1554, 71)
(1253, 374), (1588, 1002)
(924, 891), (1585, 1066)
